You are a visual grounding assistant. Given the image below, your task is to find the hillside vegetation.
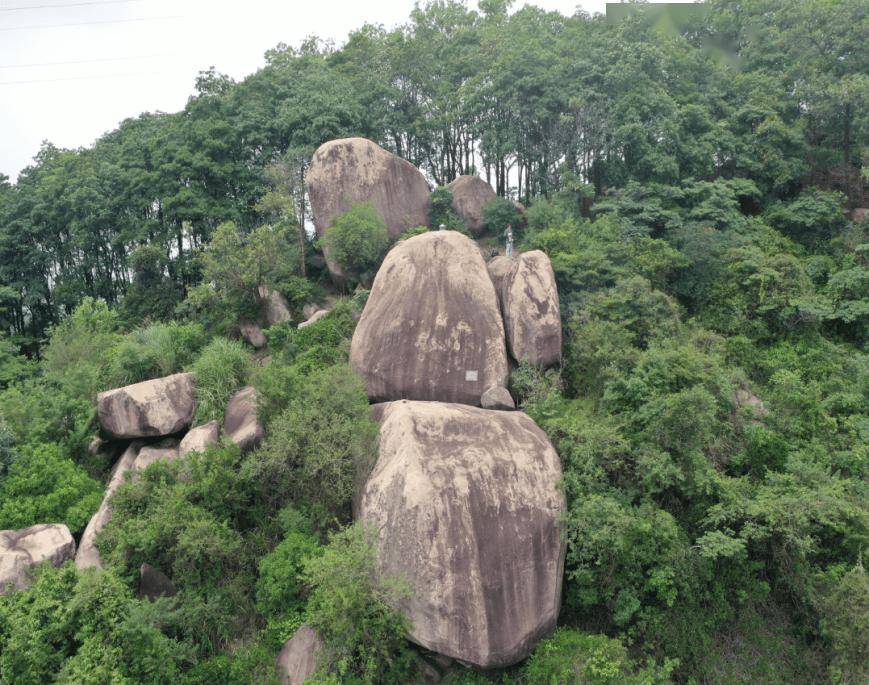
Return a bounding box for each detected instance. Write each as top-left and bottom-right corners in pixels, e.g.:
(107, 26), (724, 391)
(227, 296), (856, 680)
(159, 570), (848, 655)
(0, 1), (867, 684)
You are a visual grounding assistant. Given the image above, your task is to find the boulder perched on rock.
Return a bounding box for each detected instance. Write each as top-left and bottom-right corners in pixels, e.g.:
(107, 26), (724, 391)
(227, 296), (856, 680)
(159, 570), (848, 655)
(224, 387), (264, 452)
(487, 255), (513, 298)
(481, 385), (515, 410)
(138, 563), (176, 601)
(1, 524), (76, 594)
(446, 175), (497, 235)
(306, 138), (430, 279)
(298, 309), (329, 329)
(357, 400), (565, 668)
(97, 372), (195, 439)
(76, 441), (141, 570)
(350, 231), (508, 405)
(500, 251), (561, 367)
(179, 421), (220, 457)
(276, 624), (323, 685)
(257, 286), (292, 326)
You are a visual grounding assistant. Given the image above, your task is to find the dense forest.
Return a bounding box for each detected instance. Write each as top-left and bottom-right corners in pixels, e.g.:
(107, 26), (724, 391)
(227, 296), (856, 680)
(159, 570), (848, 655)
(0, 1), (867, 684)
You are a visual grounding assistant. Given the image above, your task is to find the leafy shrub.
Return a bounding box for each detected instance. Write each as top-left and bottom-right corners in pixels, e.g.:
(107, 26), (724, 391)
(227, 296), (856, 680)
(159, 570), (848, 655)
(0, 442), (102, 534)
(483, 196), (521, 237)
(106, 322), (207, 387)
(321, 204), (390, 287)
(190, 338), (252, 423)
(428, 187), (468, 233)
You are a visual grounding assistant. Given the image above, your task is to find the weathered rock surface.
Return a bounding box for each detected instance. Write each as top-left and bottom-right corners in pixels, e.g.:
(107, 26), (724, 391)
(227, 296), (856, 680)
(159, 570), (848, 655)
(1, 524), (76, 594)
(357, 400), (565, 668)
(133, 439), (180, 470)
(76, 441), (141, 570)
(487, 255), (514, 298)
(298, 309), (329, 329)
(446, 175), (497, 235)
(240, 321), (266, 349)
(138, 563), (176, 601)
(350, 231), (508, 405)
(276, 624), (323, 685)
(257, 286), (292, 326)
(97, 372), (195, 439)
(224, 386), (264, 452)
(500, 251), (561, 367)
(481, 385), (515, 410)
(306, 137), (430, 279)
(179, 421), (220, 457)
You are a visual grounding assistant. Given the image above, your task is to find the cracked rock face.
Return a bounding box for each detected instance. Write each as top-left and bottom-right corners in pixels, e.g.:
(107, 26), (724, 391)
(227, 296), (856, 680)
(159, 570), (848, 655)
(350, 231), (508, 405)
(97, 372), (195, 439)
(446, 175), (497, 235)
(499, 251), (562, 367)
(275, 624), (322, 685)
(306, 137), (430, 280)
(356, 400), (565, 669)
(1, 524), (76, 594)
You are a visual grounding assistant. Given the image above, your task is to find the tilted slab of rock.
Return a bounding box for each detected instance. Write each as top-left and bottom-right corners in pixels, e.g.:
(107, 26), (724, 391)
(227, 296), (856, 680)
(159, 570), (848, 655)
(357, 400), (565, 668)
(179, 421), (220, 457)
(350, 231), (508, 405)
(133, 439), (180, 470)
(298, 308), (329, 329)
(500, 251), (562, 367)
(306, 137), (430, 280)
(446, 175), (497, 235)
(486, 255), (513, 300)
(224, 386), (264, 452)
(276, 624), (323, 685)
(97, 372), (195, 439)
(1, 524), (76, 594)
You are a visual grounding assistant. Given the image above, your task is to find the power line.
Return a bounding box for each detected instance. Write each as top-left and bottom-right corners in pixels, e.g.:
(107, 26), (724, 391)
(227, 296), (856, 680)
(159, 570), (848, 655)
(0, 53), (174, 68)
(0, 0), (144, 11)
(0, 14), (182, 30)
(0, 69), (168, 85)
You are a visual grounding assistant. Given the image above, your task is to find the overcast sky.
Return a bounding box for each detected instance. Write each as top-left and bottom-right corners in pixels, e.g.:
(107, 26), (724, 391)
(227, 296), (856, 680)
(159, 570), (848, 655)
(0, 0), (691, 181)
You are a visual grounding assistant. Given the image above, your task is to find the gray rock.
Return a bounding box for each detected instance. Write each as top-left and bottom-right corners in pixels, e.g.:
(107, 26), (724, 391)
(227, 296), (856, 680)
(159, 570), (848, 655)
(179, 421), (220, 457)
(487, 255), (514, 298)
(298, 309), (329, 329)
(132, 439), (180, 471)
(1, 524), (76, 594)
(306, 137), (430, 281)
(350, 231), (509, 405)
(138, 563), (176, 601)
(224, 387), (264, 452)
(500, 251), (561, 367)
(257, 286), (292, 326)
(446, 175), (497, 235)
(76, 441), (142, 570)
(97, 372), (195, 440)
(275, 624), (323, 685)
(356, 400), (565, 669)
(481, 385), (515, 410)
(240, 321), (267, 349)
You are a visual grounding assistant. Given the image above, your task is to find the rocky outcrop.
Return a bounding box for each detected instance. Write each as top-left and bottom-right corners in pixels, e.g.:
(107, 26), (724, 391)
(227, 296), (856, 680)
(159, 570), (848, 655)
(97, 372), (195, 440)
(76, 441), (141, 570)
(481, 385), (515, 410)
(133, 439), (180, 470)
(298, 309), (329, 329)
(1, 524), (76, 594)
(356, 400), (565, 669)
(350, 231), (508, 405)
(306, 137), (430, 279)
(500, 251), (561, 367)
(240, 321), (266, 349)
(487, 255), (513, 297)
(179, 421), (220, 457)
(257, 286), (292, 326)
(276, 624), (323, 685)
(446, 175), (497, 235)
(138, 563), (176, 601)
(224, 387), (264, 452)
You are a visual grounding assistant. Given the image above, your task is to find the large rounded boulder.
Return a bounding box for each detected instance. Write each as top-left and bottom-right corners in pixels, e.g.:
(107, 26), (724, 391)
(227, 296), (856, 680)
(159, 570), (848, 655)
(356, 400), (565, 669)
(446, 175), (497, 235)
(500, 251), (562, 367)
(1, 524), (76, 594)
(350, 231), (508, 405)
(306, 137), (430, 279)
(97, 372), (195, 439)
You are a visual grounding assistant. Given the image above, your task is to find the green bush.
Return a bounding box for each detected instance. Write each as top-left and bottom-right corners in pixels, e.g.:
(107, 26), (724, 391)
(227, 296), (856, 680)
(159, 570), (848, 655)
(256, 522), (321, 619)
(428, 187), (468, 234)
(0, 442), (102, 534)
(321, 204), (390, 287)
(190, 338), (252, 423)
(106, 322), (207, 387)
(483, 197), (521, 237)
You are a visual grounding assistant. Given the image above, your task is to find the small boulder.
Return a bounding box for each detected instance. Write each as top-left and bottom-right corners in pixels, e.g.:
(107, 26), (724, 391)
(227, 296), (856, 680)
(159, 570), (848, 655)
(97, 372), (195, 440)
(276, 624), (323, 685)
(446, 175), (497, 235)
(257, 286), (292, 326)
(1, 524), (76, 594)
(76, 441), (142, 570)
(481, 385), (515, 410)
(224, 387), (264, 452)
(306, 137), (430, 280)
(179, 421), (220, 457)
(350, 231), (509, 405)
(298, 309), (330, 329)
(132, 439), (180, 471)
(357, 400), (565, 669)
(240, 321), (267, 349)
(138, 563), (176, 601)
(500, 251), (561, 367)
(487, 255), (514, 298)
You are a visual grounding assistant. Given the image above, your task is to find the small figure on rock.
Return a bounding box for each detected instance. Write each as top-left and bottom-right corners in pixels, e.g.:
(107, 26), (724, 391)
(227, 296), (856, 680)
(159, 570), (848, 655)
(504, 223), (514, 258)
